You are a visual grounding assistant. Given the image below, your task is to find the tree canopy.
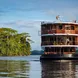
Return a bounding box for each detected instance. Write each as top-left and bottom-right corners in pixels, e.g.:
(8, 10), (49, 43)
(0, 28), (31, 56)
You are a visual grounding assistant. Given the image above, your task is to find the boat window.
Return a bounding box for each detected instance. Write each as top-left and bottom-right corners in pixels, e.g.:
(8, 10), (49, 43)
(70, 48), (74, 52)
(65, 27), (70, 30)
(75, 25), (78, 30)
(51, 47), (55, 52)
(59, 25), (62, 29)
(42, 36), (45, 41)
(42, 26), (45, 29)
(45, 47), (48, 52)
(46, 25), (50, 30)
(65, 25), (71, 30)
(64, 48), (69, 52)
(71, 26), (74, 30)
(52, 25), (56, 30)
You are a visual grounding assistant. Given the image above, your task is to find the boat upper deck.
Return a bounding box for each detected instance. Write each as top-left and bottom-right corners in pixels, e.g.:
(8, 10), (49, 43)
(41, 21), (78, 35)
(41, 21), (78, 25)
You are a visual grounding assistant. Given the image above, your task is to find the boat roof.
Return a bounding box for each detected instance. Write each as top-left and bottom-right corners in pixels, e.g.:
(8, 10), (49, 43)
(41, 21), (78, 25)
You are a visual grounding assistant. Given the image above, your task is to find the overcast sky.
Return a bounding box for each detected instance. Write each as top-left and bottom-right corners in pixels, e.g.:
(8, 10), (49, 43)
(0, 0), (78, 50)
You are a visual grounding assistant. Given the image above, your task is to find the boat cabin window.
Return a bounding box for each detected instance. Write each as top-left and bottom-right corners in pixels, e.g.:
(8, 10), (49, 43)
(75, 25), (78, 30)
(45, 47), (48, 52)
(58, 25), (62, 29)
(42, 36), (45, 41)
(65, 25), (74, 30)
(65, 27), (70, 30)
(64, 48), (69, 52)
(46, 25), (50, 30)
(71, 26), (74, 30)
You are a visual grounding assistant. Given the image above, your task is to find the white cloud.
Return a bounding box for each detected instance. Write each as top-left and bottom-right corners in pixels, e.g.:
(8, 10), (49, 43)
(0, 20), (41, 50)
(0, 20), (41, 29)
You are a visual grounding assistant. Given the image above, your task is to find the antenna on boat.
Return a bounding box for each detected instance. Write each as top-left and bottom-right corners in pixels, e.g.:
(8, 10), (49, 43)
(56, 15), (62, 22)
(56, 15), (60, 20)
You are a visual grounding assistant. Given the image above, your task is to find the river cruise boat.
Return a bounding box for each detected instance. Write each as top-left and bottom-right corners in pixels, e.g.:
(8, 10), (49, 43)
(40, 19), (78, 60)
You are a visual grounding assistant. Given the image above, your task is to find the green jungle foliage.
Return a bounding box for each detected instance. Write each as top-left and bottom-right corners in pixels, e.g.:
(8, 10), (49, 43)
(0, 28), (31, 56)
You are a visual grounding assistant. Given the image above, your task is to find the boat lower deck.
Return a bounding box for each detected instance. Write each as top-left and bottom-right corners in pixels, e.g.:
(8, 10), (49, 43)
(40, 54), (78, 60)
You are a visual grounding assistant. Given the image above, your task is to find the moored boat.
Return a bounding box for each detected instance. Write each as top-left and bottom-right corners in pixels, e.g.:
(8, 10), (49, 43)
(40, 17), (78, 60)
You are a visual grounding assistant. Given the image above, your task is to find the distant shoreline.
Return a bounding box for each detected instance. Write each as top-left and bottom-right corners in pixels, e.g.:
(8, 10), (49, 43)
(31, 50), (44, 55)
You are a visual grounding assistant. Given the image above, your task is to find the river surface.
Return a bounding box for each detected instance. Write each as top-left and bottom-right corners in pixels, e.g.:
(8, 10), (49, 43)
(0, 55), (78, 78)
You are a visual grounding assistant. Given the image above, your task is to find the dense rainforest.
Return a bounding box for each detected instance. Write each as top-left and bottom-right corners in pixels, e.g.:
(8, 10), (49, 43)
(0, 28), (31, 56)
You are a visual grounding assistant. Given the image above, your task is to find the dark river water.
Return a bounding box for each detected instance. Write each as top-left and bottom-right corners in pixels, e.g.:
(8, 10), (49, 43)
(0, 55), (78, 78)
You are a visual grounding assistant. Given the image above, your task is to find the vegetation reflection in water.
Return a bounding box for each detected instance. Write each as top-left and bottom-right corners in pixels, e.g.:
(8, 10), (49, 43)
(0, 60), (30, 78)
(0, 57), (78, 78)
(41, 60), (78, 78)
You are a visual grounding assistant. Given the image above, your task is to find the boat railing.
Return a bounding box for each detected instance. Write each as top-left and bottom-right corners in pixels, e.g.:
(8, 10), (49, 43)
(43, 51), (75, 55)
(41, 41), (77, 45)
(75, 30), (78, 34)
(41, 29), (76, 34)
(41, 29), (56, 34)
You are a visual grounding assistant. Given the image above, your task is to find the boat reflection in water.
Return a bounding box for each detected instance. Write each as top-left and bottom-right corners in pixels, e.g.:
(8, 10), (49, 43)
(41, 60), (77, 78)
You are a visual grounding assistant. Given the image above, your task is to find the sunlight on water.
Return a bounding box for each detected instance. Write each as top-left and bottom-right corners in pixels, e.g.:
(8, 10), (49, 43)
(0, 56), (78, 78)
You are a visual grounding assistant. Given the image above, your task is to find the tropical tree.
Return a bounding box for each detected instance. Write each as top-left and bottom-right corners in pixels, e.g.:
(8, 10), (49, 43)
(0, 28), (31, 56)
